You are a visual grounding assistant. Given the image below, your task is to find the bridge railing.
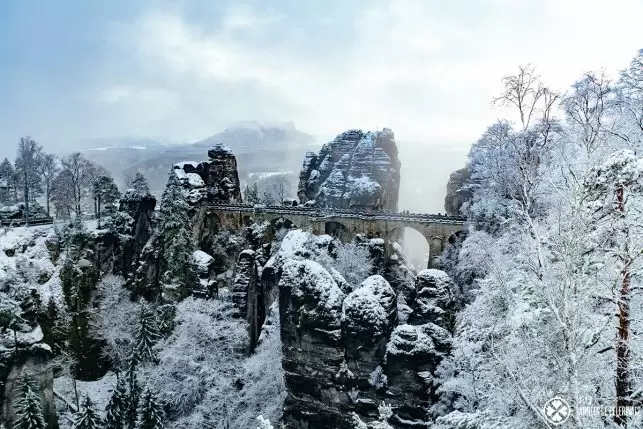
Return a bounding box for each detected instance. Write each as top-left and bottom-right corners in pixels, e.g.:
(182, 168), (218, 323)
(205, 202), (466, 224)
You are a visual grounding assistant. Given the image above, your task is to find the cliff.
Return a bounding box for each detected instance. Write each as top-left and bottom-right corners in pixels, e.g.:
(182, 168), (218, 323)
(269, 230), (456, 428)
(298, 129), (401, 211)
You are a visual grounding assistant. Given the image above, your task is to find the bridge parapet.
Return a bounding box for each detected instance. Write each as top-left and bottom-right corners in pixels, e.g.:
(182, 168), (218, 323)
(204, 203), (465, 267)
(205, 202), (465, 225)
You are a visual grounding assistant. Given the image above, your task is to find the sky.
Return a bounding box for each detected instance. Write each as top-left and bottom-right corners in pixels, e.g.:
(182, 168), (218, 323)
(0, 0), (641, 160)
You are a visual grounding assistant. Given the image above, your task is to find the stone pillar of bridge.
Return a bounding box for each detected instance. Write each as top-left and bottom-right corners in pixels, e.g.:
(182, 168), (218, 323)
(428, 236), (444, 268)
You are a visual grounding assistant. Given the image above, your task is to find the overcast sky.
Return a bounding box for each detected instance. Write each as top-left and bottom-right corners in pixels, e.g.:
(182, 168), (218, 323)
(0, 0), (641, 160)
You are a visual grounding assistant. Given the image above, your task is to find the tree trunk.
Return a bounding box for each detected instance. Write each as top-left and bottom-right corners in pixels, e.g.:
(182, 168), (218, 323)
(615, 186), (632, 427)
(24, 169), (30, 227)
(97, 196), (101, 229)
(45, 182), (50, 217)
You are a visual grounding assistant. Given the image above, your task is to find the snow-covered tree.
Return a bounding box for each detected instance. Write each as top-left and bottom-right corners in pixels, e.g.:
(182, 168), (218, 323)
(228, 303), (285, 428)
(243, 183), (260, 204)
(132, 172), (151, 197)
(93, 175), (120, 227)
(132, 302), (161, 365)
(0, 157), (16, 203)
(93, 275), (137, 368)
(72, 396), (102, 429)
(36, 152), (59, 217)
(0, 295), (25, 351)
(584, 149), (643, 426)
(51, 169), (75, 218)
(562, 71), (614, 157)
(105, 376), (128, 429)
(145, 297), (247, 421)
(613, 50), (643, 152)
(15, 137), (43, 225)
(330, 241), (373, 289)
(125, 357), (142, 429)
(137, 388), (165, 429)
(159, 175), (197, 298)
(59, 152), (106, 217)
(12, 374), (46, 429)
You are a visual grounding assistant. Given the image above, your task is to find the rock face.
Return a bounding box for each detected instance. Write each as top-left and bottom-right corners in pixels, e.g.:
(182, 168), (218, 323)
(1, 343), (58, 428)
(172, 143), (242, 206)
(298, 129), (401, 211)
(1, 299), (58, 428)
(232, 249), (261, 349)
(279, 259), (348, 428)
(277, 230), (456, 428)
(444, 166), (473, 216)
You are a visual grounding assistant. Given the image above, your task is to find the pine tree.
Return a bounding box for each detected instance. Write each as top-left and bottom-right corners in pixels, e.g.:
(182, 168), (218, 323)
(105, 376), (128, 429)
(132, 172), (151, 197)
(132, 302), (161, 364)
(93, 175), (121, 228)
(159, 175), (189, 243)
(72, 396), (102, 429)
(125, 358), (142, 429)
(164, 225), (198, 299)
(137, 388), (164, 429)
(0, 157), (15, 204)
(12, 374), (46, 429)
(159, 175), (197, 298)
(243, 183), (260, 204)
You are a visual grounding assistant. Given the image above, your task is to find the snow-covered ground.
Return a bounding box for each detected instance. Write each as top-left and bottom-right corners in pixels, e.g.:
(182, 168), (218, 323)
(54, 373), (118, 428)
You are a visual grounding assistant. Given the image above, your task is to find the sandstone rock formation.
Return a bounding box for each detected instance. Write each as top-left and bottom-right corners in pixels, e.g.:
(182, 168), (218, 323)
(444, 166), (473, 216)
(0, 336), (58, 428)
(298, 129), (401, 211)
(172, 142), (242, 206)
(274, 230), (456, 428)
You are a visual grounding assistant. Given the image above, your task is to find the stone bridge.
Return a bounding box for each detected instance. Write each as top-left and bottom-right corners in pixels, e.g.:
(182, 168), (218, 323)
(200, 203), (465, 266)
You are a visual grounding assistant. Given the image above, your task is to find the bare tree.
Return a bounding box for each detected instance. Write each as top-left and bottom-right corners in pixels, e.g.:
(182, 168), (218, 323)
(15, 137), (43, 225)
(494, 65), (548, 131)
(0, 158), (15, 204)
(37, 152), (60, 217)
(562, 72), (613, 156)
(271, 178), (289, 204)
(51, 169), (75, 219)
(60, 152), (105, 217)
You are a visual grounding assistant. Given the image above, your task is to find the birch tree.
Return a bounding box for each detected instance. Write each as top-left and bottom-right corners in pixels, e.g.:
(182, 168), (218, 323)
(15, 137), (43, 225)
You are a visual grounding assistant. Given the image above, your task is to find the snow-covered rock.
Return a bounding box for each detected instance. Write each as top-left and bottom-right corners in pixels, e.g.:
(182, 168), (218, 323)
(297, 128), (401, 211)
(279, 259), (345, 331)
(411, 269), (455, 329)
(343, 275), (397, 338)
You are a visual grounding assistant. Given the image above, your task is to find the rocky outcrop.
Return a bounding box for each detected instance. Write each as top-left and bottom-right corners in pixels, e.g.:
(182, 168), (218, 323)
(1, 298), (58, 428)
(119, 191), (157, 256)
(277, 230), (456, 428)
(298, 129), (401, 211)
(444, 166), (473, 216)
(410, 269), (456, 330)
(1, 340), (58, 428)
(193, 250), (215, 298)
(232, 249), (261, 349)
(172, 143), (242, 206)
(384, 323), (451, 425)
(279, 259), (349, 428)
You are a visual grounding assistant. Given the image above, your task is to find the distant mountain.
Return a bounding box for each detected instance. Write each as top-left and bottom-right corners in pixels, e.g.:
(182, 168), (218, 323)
(83, 123), (317, 198)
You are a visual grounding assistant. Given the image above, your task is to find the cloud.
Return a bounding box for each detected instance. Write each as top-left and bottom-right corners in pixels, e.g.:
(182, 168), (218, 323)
(97, 0), (640, 148)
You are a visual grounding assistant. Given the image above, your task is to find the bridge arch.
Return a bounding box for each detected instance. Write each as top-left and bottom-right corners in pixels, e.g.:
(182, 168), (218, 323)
(385, 226), (431, 270)
(265, 216), (297, 241)
(324, 221), (351, 242)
